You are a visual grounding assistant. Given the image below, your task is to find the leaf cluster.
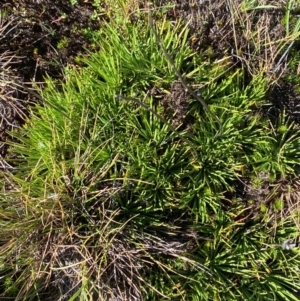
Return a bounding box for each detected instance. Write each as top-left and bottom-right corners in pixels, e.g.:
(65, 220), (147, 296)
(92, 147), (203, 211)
(1, 4), (300, 301)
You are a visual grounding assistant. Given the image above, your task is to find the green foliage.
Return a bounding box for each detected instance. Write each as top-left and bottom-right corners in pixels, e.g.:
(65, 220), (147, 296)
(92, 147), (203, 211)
(274, 199), (284, 211)
(57, 37), (69, 49)
(144, 213), (300, 301)
(260, 203), (267, 213)
(250, 114), (300, 176)
(1, 3), (300, 301)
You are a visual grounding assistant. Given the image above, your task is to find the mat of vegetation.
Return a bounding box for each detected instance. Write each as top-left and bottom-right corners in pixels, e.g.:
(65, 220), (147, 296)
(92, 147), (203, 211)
(1, 0), (300, 300)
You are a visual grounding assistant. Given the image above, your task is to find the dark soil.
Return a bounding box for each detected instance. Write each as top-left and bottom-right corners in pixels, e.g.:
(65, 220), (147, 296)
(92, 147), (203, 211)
(1, 0), (104, 81)
(0, 0), (106, 163)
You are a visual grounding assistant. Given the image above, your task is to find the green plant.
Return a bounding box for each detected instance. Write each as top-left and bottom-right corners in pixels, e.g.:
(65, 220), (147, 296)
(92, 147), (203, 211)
(1, 13), (209, 300)
(274, 199), (284, 211)
(1, 1), (300, 300)
(180, 212), (300, 301)
(260, 203), (267, 213)
(57, 37), (69, 49)
(250, 113), (300, 177)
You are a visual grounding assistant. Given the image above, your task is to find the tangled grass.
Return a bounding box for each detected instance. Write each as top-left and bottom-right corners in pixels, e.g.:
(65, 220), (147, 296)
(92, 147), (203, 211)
(0, 0), (300, 300)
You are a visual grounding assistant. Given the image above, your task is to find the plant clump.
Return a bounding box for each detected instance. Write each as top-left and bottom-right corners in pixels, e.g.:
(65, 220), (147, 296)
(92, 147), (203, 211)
(1, 1), (300, 301)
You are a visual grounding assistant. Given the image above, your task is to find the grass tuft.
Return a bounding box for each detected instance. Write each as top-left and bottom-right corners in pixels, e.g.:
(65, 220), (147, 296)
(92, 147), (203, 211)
(1, 1), (300, 300)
